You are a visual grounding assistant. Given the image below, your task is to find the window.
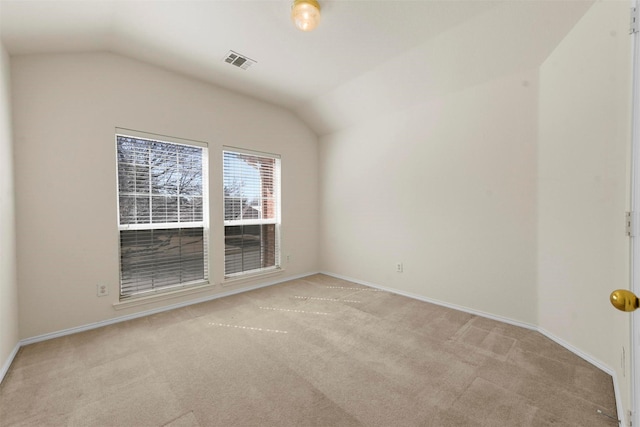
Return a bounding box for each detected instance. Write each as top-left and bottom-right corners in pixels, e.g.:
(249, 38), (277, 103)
(223, 149), (281, 277)
(116, 131), (209, 298)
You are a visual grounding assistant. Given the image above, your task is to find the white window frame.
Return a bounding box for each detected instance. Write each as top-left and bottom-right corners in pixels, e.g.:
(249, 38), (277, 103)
(223, 147), (281, 278)
(115, 128), (210, 299)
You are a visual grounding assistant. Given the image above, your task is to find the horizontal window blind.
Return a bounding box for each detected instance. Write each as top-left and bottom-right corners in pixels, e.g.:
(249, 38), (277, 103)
(224, 224), (276, 276)
(223, 150), (280, 277)
(117, 134), (208, 298)
(119, 228), (205, 295)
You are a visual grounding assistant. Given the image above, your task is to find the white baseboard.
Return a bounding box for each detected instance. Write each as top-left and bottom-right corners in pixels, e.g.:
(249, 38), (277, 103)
(6, 274), (317, 383)
(19, 271), (319, 346)
(537, 327), (613, 378)
(320, 271), (537, 331)
(0, 342), (20, 384)
(612, 372), (627, 427)
(321, 271), (627, 427)
(5, 270), (627, 426)
(538, 327), (626, 427)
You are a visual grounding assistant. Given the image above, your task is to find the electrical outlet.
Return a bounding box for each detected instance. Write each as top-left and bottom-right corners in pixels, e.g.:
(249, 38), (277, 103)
(396, 262), (403, 273)
(286, 254), (291, 263)
(97, 283), (109, 297)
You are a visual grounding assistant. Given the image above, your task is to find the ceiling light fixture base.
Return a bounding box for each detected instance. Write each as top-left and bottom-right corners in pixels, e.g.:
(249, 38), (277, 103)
(291, 0), (321, 32)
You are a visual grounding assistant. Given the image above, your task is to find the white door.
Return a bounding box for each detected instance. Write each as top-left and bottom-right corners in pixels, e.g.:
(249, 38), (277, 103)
(628, 3), (639, 425)
(630, 4), (640, 423)
(634, 314), (638, 427)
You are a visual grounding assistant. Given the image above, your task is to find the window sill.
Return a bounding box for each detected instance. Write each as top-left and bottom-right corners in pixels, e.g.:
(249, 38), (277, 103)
(222, 268), (284, 287)
(113, 281), (215, 310)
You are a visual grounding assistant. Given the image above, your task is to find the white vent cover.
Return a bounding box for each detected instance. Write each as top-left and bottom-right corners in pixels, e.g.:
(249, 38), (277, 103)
(223, 51), (256, 70)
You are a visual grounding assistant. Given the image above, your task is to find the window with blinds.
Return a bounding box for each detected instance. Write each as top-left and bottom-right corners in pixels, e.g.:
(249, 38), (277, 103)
(116, 132), (209, 298)
(223, 149), (281, 277)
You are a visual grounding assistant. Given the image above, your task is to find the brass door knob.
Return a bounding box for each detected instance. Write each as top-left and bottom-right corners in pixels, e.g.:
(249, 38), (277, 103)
(610, 289), (639, 312)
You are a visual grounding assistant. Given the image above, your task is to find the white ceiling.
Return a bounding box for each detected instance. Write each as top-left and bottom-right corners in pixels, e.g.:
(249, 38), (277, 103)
(0, 0), (594, 135)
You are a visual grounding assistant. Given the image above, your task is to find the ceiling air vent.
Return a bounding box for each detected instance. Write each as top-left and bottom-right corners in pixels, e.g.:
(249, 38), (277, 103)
(223, 50), (256, 70)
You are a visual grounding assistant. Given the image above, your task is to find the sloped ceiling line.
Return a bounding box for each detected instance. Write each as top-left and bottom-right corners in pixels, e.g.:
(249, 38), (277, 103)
(0, 0), (594, 135)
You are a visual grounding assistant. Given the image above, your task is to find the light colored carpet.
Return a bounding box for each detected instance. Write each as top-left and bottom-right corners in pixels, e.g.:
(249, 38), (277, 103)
(0, 274), (618, 426)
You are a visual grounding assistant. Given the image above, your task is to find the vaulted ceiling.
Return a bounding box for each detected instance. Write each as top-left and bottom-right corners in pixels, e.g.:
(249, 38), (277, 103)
(0, 0), (594, 135)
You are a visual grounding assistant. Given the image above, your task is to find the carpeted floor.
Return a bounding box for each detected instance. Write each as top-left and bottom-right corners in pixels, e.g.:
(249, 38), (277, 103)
(0, 274), (618, 426)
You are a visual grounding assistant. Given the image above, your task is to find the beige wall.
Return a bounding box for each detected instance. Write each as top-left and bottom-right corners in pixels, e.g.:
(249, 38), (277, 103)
(320, 0), (633, 418)
(11, 52), (319, 339)
(0, 42), (19, 377)
(319, 70), (539, 325)
(538, 0), (632, 414)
